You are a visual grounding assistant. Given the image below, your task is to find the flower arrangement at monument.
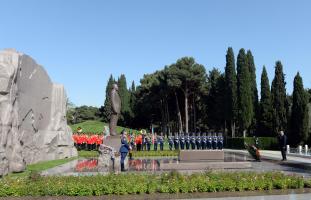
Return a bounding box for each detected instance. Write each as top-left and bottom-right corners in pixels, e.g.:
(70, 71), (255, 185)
(245, 142), (261, 161)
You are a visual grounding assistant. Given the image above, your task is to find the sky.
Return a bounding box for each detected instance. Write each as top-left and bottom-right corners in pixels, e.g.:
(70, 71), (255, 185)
(0, 0), (310, 107)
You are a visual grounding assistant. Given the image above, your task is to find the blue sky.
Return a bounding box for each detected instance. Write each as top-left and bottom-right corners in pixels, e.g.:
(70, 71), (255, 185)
(0, 0), (310, 107)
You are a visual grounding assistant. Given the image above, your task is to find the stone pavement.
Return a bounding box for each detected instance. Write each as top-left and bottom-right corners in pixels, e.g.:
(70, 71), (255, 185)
(180, 193), (311, 200)
(226, 149), (311, 164)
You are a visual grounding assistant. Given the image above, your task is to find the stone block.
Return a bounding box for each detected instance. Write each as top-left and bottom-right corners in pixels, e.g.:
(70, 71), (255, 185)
(179, 150), (225, 162)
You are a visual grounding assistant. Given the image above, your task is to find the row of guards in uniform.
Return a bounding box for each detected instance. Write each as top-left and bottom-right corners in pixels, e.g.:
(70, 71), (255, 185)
(168, 133), (224, 151)
(129, 131), (165, 151)
(72, 134), (104, 150)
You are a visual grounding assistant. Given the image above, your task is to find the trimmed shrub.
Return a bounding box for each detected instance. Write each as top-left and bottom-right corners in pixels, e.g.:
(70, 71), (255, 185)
(225, 137), (279, 150)
(0, 172), (309, 197)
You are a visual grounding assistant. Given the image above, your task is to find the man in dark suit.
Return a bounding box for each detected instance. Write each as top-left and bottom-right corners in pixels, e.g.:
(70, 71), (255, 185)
(278, 130), (287, 161)
(119, 130), (131, 171)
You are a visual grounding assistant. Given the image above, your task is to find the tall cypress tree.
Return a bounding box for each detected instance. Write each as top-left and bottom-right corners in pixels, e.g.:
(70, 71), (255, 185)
(258, 66), (273, 136)
(224, 47), (238, 137)
(290, 72), (309, 145)
(237, 49), (253, 136)
(118, 74), (130, 125)
(246, 50), (258, 131)
(271, 61), (287, 135)
(102, 74), (115, 122)
(129, 81), (136, 119)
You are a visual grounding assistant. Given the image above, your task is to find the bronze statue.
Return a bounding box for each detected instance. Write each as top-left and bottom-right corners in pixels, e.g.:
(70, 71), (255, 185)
(109, 84), (121, 136)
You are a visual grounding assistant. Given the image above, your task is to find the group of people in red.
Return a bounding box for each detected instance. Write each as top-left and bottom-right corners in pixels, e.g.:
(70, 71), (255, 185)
(72, 128), (104, 150)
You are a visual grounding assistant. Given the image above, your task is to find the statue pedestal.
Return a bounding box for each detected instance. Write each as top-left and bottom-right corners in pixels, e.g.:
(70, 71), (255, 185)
(98, 136), (128, 172)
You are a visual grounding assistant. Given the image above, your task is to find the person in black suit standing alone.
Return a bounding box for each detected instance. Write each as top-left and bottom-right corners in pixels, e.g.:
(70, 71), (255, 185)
(278, 130), (287, 161)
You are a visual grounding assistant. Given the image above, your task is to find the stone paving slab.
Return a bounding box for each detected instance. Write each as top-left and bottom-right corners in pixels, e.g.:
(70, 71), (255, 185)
(182, 193), (311, 200)
(161, 161), (252, 170)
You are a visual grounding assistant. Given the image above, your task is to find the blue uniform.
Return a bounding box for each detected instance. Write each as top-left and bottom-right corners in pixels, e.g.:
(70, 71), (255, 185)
(159, 136), (164, 151)
(185, 134), (190, 150)
(202, 134), (207, 150)
(196, 135), (201, 150)
(191, 135), (196, 150)
(212, 135), (218, 149)
(168, 136), (174, 151)
(146, 136), (151, 151)
(174, 135), (179, 150)
(180, 135), (185, 150)
(153, 136), (158, 151)
(119, 137), (130, 171)
(207, 135), (212, 149)
(217, 135), (223, 150)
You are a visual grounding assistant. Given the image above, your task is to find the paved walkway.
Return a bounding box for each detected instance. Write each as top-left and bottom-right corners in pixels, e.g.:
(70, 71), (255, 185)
(182, 193), (311, 200)
(226, 149), (311, 163)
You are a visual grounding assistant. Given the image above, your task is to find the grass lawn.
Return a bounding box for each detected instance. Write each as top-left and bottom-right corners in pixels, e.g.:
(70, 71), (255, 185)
(7, 157), (77, 178)
(70, 120), (140, 134)
(78, 149), (178, 158)
(78, 150), (99, 158)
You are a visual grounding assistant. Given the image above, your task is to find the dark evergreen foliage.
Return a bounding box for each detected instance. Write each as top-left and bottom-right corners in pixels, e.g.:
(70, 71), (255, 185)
(258, 66), (273, 136)
(290, 73), (309, 145)
(271, 61), (287, 135)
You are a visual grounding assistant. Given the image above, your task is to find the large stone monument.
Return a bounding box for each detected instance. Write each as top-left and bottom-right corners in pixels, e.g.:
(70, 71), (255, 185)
(109, 84), (121, 136)
(0, 49), (77, 176)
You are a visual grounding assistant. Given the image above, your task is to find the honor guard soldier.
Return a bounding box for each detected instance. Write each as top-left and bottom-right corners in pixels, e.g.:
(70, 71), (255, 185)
(174, 133), (179, 150)
(119, 130), (131, 172)
(153, 133), (158, 151)
(142, 133), (146, 151)
(217, 133), (224, 150)
(207, 133), (212, 149)
(146, 134), (151, 151)
(191, 133), (196, 150)
(196, 133), (201, 150)
(185, 133), (190, 150)
(212, 133), (218, 149)
(168, 135), (174, 150)
(180, 134), (185, 150)
(158, 134), (164, 151)
(202, 133), (207, 150)
(130, 133), (135, 150)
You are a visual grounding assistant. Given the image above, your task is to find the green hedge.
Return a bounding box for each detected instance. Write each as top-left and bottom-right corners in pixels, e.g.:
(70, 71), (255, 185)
(0, 172), (308, 196)
(225, 137), (279, 150)
(131, 150), (179, 157)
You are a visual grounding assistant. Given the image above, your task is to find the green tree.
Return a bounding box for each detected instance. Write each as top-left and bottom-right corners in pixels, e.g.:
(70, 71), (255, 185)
(101, 74), (115, 122)
(224, 47), (238, 137)
(246, 50), (258, 132)
(290, 72), (309, 145)
(206, 68), (226, 131)
(237, 49), (253, 136)
(129, 81), (136, 119)
(258, 66), (273, 136)
(118, 74), (131, 126)
(271, 61), (287, 135)
(169, 57), (206, 133)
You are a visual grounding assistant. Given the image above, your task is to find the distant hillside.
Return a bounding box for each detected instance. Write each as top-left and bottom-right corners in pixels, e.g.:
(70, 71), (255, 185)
(70, 120), (139, 134)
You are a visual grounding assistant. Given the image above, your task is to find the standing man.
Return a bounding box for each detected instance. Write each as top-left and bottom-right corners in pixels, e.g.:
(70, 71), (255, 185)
(185, 133), (190, 150)
(207, 133), (212, 149)
(168, 135), (174, 151)
(191, 133), (196, 150)
(159, 133), (164, 151)
(146, 134), (151, 151)
(196, 133), (201, 150)
(217, 133), (224, 150)
(119, 130), (131, 172)
(153, 133), (158, 151)
(174, 133), (179, 150)
(278, 131), (287, 161)
(180, 134), (185, 150)
(202, 133), (207, 150)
